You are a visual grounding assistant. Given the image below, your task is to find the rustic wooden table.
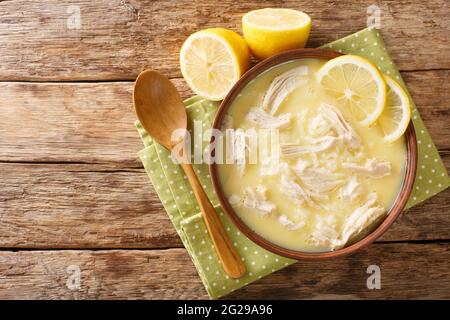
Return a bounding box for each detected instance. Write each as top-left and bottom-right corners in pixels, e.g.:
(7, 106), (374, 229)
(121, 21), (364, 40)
(0, 0), (449, 299)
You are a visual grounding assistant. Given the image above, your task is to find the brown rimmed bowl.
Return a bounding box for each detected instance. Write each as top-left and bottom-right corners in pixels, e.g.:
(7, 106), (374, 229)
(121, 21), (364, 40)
(209, 48), (418, 260)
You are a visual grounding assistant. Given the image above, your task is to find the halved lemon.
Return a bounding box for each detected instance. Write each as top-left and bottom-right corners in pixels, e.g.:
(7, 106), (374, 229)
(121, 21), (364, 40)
(317, 55), (386, 126)
(378, 76), (411, 142)
(180, 28), (250, 101)
(242, 8), (311, 60)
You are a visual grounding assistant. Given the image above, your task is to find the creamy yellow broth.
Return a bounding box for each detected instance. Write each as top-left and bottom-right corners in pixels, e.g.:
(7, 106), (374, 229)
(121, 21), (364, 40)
(217, 59), (407, 252)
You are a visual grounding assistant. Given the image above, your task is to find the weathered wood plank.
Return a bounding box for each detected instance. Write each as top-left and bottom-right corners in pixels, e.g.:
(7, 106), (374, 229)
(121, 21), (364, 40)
(0, 248), (204, 299)
(0, 243), (448, 299)
(379, 188), (450, 242)
(0, 163), (181, 249)
(0, 161), (448, 249)
(229, 242), (450, 299)
(0, 81), (192, 164)
(402, 70), (450, 138)
(0, 70), (448, 164)
(0, 82), (140, 165)
(0, 0), (448, 81)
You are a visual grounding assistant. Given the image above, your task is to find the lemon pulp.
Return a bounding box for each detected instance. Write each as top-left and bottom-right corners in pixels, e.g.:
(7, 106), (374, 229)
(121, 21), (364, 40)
(317, 55), (387, 126)
(180, 28), (250, 101)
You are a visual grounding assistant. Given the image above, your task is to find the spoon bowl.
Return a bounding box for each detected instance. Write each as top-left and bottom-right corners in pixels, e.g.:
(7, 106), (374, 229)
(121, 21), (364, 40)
(133, 70), (187, 150)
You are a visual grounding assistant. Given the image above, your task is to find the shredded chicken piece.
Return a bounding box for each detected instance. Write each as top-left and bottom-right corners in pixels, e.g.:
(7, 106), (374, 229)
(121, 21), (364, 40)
(309, 193), (385, 250)
(242, 185), (276, 215)
(260, 156), (277, 176)
(309, 218), (342, 249)
(228, 194), (242, 207)
(245, 107), (292, 129)
(280, 175), (307, 206)
(319, 103), (361, 149)
(295, 109), (308, 136)
(310, 152), (320, 167)
(294, 165), (344, 193)
(280, 174), (327, 209)
(260, 157), (286, 176)
(340, 193), (386, 245)
(221, 114), (234, 130)
(342, 158), (391, 178)
(228, 129), (247, 177)
(280, 136), (338, 157)
(278, 214), (305, 231)
(258, 128), (282, 176)
(308, 113), (332, 137)
(294, 159), (310, 172)
(340, 176), (363, 201)
(261, 65), (309, 115)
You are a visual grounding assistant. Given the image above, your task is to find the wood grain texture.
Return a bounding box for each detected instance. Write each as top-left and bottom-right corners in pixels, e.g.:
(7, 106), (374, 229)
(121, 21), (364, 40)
(0, 0), (449, 300)
(229, 242), (450, 299)
(0, 161), (448, 249)
(0, 243), (448, 299)
(0, 163), (181, 249)
(0, 70), (448, 164)
(0, 0), (449, 81)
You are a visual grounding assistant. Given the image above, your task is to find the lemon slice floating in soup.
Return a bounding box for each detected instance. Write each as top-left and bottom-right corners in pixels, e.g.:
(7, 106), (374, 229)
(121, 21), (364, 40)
(378, 75), (411, 142)
(317, 55), (386, 126)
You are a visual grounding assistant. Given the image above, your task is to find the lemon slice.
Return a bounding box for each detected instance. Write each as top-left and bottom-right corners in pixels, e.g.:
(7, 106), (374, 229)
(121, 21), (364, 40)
(317, 55), (386, 126)
(242, 8), (311, 60)
(378, 76), (411, 142)
(180, 28), (250, 101)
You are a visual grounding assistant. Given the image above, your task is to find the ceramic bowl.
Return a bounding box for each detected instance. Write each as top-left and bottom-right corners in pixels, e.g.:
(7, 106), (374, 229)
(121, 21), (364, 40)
(209, 48), (418, 260)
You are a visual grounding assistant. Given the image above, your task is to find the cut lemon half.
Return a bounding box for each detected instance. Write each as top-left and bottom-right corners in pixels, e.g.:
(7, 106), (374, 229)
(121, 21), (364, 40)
(180, 28), (250, 101)
(317, 55), (386, 126)
(242, 8), (311, 60)
(378, 76), (411, 142)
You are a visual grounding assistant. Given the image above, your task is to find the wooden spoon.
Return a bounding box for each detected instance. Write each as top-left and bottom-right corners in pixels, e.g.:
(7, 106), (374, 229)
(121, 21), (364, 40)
(133, 69), (245, 278)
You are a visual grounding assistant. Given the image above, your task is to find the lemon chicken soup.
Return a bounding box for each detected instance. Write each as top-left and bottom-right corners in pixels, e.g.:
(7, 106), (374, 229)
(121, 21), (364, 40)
(217, 58), (407, 252)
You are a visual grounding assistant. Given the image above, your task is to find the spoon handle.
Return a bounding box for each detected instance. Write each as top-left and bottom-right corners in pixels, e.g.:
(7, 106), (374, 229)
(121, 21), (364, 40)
(180, 162), (246, 278)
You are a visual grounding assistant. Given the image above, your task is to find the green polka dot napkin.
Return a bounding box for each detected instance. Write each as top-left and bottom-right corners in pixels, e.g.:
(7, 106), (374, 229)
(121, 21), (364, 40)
(135, 28), (450, 299)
